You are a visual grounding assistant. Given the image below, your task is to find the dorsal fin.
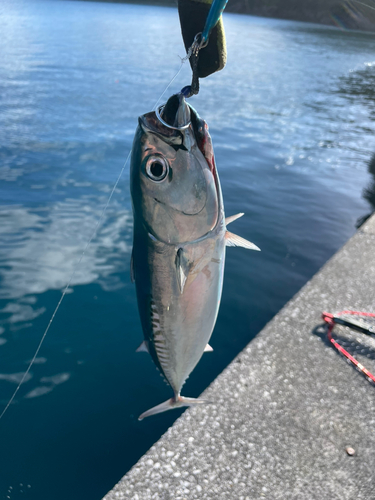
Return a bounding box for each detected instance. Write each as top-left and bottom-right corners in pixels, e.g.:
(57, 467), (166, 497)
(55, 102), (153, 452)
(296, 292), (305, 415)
(225, 213), (244, 225)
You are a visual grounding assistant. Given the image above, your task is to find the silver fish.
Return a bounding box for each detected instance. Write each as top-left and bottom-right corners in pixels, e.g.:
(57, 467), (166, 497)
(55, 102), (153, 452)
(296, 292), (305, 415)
(130, 93), (259, 420)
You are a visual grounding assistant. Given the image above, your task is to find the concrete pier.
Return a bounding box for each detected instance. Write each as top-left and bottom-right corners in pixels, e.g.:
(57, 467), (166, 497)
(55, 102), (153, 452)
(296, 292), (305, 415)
(103, 214), (375, 500)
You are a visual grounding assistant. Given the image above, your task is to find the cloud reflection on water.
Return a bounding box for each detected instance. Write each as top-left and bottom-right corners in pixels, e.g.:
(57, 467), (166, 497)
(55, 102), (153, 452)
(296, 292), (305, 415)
(24, 372), (71, 398)
(0, 372), (32, 384)
(0, 197), (132, 301)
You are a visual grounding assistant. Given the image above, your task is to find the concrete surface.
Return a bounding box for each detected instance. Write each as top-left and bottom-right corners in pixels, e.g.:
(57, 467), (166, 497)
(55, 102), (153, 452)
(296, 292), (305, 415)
(103, 214), (375, 500)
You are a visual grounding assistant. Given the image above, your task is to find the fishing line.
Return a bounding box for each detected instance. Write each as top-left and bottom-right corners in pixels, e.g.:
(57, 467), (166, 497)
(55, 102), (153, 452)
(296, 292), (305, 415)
(153, 49), (192, 112)
(0, 153), (130, 421)
(0, 55), (191, 422)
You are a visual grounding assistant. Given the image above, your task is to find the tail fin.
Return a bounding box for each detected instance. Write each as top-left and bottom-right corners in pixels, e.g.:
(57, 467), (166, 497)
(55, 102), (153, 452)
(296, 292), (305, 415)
(138, 395), (207, 421)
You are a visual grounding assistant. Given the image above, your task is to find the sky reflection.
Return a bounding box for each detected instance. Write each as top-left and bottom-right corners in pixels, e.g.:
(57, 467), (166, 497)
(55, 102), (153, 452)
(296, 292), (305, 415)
(0, 199), (132, 301)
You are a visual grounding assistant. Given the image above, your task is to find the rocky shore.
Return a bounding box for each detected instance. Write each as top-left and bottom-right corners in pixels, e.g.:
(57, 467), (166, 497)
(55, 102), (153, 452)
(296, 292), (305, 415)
(227, 0), (375, 32)
(86, 0), (375, 33)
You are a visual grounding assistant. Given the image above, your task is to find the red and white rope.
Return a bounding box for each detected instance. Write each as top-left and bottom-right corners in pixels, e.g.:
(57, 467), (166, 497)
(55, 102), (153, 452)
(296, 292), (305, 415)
(322, 310), (375, 385)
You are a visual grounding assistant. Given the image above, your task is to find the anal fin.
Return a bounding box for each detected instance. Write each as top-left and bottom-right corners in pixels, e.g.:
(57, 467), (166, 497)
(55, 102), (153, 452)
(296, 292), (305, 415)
(204, 344), (213, 352)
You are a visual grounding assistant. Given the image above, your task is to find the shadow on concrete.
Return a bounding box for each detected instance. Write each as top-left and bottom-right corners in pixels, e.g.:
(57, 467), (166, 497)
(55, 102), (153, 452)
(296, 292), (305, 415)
(312, 322), (331, 344)
(312, 323), (375, 382)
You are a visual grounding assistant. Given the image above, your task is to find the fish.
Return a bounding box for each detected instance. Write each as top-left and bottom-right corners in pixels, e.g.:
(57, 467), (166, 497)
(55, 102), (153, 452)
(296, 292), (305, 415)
(130, 92), (259, 420)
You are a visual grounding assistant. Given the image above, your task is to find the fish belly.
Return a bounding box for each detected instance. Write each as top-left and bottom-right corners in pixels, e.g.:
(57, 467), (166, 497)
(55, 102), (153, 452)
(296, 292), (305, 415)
(134, 227), (225, 395)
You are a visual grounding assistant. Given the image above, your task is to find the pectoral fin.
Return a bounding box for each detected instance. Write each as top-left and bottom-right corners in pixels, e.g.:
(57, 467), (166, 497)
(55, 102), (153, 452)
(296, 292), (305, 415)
(225, 231), (260, 251)
(176, 248), (192, 294)
(136, 341), (149, 353)
(225, 213), (244, 225)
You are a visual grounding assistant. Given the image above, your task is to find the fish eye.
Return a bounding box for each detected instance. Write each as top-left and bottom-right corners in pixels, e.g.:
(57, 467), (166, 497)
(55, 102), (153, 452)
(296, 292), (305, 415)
(145, 156), (168, 182)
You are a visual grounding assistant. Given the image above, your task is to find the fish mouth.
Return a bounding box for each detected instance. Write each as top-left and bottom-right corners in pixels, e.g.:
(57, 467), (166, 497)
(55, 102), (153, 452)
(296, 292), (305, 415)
(156, 93), (191, 130)
(153, 196), (207, 217)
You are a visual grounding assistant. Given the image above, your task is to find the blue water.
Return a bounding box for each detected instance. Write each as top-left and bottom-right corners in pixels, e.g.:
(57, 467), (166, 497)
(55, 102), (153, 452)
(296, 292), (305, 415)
(0, 1), (375, 498)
